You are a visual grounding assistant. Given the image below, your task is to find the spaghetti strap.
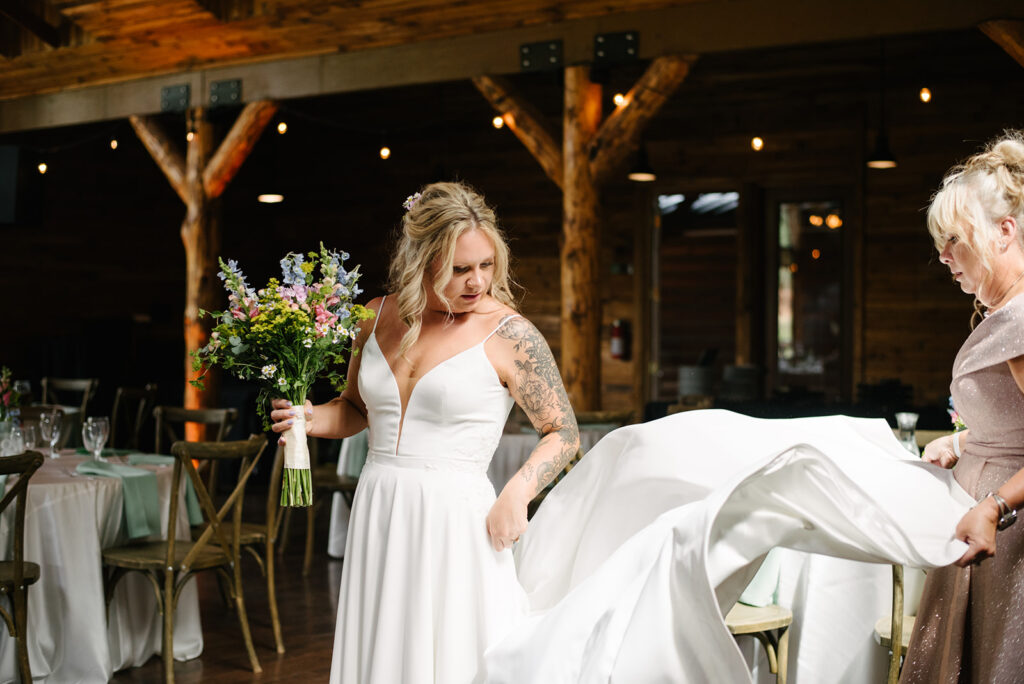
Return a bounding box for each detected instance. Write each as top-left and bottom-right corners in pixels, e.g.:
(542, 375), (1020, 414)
(483, 313), (521, 343)
(372, 295), (386, 334)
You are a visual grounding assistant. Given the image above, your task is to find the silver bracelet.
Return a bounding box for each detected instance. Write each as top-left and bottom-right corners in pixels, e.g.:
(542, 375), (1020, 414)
(988, 492), (1017, 531)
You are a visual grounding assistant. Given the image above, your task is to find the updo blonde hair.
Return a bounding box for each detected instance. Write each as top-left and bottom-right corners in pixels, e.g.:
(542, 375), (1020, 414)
(928, 130), (1024, 277)
(388, 181), (518, 356)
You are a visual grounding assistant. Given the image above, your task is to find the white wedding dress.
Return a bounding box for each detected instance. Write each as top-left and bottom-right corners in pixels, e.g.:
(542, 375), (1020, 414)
(482, 410), (975, 683)
(331, 296), (976, 683)
(330, 299), (527, 683)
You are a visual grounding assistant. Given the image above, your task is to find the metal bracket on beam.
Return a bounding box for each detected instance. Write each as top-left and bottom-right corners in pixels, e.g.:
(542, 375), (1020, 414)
(160, 84), (191, 112)
(520, 40), (562, 72)
(594, 31), (639, 65)
(210, 79), (242, 107)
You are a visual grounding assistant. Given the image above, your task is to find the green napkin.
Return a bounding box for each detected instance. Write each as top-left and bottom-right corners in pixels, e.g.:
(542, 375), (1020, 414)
(75, 447), (135, 457)
(126, 454), (203, 526)
(76, 460), (161, 539)
(738, 547), (782, 607)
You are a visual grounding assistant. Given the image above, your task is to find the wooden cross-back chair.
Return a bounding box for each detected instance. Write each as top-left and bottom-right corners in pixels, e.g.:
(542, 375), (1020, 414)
(40, 377), (98, 416)
(0, 450), (44, 684)
(237, 443), (287, 653)
(153, 406), (238, 496)
(110, 384), (157, 450)
(101, 435), (266, 683)
(874, 564), (916, 684)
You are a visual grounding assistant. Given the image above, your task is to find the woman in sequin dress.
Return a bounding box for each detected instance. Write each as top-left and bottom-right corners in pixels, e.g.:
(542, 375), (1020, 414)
(902, 132), (1024, 683)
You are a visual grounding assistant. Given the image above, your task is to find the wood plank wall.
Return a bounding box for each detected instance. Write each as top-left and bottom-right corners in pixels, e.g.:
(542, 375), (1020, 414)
(1, 29), (1022, 420)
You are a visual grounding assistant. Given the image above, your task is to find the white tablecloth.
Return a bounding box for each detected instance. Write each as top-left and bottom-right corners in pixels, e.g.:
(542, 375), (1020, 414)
(0, 453), (202, 683)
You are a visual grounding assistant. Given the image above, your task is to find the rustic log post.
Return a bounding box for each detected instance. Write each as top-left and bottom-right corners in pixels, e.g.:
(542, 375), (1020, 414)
(132, 101), (278, 432)
(980, 20), (1024, 69)
(473, 58), (692, 409)
(561, 66), (603, 409)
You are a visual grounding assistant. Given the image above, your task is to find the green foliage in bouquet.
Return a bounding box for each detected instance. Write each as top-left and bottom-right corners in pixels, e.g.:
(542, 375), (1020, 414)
(190, 243), (374, 506)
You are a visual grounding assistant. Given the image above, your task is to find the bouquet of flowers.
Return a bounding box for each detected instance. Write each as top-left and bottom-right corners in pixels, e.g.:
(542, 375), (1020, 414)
(0, 367), (20, 422)
(191, 244), (374, 507)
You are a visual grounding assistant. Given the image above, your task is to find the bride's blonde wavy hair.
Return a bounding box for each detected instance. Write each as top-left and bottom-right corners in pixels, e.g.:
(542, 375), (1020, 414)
(928, 131), (1024, 326)
(388, 182), (518, 356)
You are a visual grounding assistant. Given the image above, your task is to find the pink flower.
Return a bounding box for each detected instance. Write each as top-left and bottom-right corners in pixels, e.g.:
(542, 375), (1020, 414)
(326, 295), (340, 307)
(315, 304), (337, 327)
(231, 308), (247, 320)
(1, 391), (9, 407)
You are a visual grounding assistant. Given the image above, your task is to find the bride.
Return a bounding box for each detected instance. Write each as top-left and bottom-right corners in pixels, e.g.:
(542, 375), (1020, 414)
(271, 181), (579, 683)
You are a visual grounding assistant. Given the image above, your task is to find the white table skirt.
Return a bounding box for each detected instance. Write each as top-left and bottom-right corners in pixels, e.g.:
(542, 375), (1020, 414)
(0, 453), (202, 683)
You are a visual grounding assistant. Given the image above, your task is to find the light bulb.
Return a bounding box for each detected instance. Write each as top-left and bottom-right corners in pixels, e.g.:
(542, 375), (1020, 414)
(277, 122), (288, 134)
(186, 131), (195, 142)
(379, 146), (391, 160)
(110, 139), (118, 150)
(492, 116), (504, 129)
(751, 137), (764, 151)
(37, 162), (48, 174)
(613, 93), (626, 107)
(919, 87), (932, 103)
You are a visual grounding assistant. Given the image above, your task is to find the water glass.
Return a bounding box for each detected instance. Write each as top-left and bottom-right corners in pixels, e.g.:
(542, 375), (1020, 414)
(38, 410), (64, 458)
(895, 412), (919, 456)
(83, 417), (110, 461)
(21, 424), (39, 450)
(1, 427), (24, 456)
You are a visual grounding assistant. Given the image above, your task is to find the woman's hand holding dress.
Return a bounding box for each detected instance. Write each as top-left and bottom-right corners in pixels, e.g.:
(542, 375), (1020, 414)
(954, 498), (999, 566)
(923, 433), (961, 468)
(486, 481), (531, 551)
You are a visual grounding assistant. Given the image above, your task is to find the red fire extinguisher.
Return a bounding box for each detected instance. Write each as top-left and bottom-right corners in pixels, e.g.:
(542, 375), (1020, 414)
(610, 319), (628, 360)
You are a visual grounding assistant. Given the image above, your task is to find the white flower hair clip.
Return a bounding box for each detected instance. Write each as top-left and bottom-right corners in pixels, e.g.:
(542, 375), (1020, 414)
(403, 192), (422, 212)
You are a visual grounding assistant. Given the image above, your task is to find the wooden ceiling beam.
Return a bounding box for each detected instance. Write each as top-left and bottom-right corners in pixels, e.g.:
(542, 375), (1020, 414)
(980, 19), (1024, 69)
(589, 54), (695, 186)
(196, 0), (262, 23)
(203, 99), (277, 198)
(472, 75), (564, 190)
(0, 0), (66, 49)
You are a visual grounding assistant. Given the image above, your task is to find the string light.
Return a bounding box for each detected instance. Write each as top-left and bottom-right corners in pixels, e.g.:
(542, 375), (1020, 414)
(613, 93), (626, 107)
(257, 194), (284, 204)
(789, 263), (798, 273)
(751, 137), (764, 151)
(808, 215), (824, 227)
(379, 146), (391, 160)
(492, 116), (504, 129)
(277, 122), (288, 134)
(919, 87), (932, 103)
(811, 248), (821, 260)
(186, 131), (195, 142)
(109, 139), (118, 150)
(826, 214), (843, 229)
(37, 162), (47, 174)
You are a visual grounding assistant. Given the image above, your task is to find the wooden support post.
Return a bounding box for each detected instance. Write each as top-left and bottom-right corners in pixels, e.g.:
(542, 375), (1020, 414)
(980, 20), (1024, 69)
(473, 57), (692, 410)
(132, 101), (277, 430)
(561, 66), (603, 409)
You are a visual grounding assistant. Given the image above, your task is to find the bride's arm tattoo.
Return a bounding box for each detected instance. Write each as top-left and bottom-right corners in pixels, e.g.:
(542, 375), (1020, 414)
(497, 317), (580, 493)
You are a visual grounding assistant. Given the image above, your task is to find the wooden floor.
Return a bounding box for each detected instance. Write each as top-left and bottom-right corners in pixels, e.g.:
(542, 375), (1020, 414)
(111, 495), (343, 683)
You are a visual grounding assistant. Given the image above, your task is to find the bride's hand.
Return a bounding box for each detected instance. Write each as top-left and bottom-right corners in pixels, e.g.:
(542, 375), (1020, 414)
(269, 398), (314, 444)
(923, 434), (959, 468)
(486, 485), (529, 552)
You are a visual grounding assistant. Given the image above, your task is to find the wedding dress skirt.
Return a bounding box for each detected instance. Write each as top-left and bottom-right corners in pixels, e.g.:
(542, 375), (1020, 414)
(480, 410), (974, 683)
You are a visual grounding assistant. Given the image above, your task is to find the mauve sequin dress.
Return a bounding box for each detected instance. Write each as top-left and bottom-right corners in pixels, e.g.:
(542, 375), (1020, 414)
(901, 293), (1024, 683)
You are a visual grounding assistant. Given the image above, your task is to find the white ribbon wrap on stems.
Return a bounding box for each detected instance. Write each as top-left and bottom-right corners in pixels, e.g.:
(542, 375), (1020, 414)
(280, 407), (313, 507)
(284, 412), (310, 470)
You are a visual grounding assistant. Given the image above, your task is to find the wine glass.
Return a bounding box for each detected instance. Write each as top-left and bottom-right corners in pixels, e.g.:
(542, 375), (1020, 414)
(83, 417), (110, 462)
(38, 410), (64, 458)
(21, 424), (39, 451)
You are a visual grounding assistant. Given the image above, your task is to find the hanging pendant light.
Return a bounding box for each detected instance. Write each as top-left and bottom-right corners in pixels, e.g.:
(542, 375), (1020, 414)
(628, 144), (656, 182)
(867, 39), (897, 170)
